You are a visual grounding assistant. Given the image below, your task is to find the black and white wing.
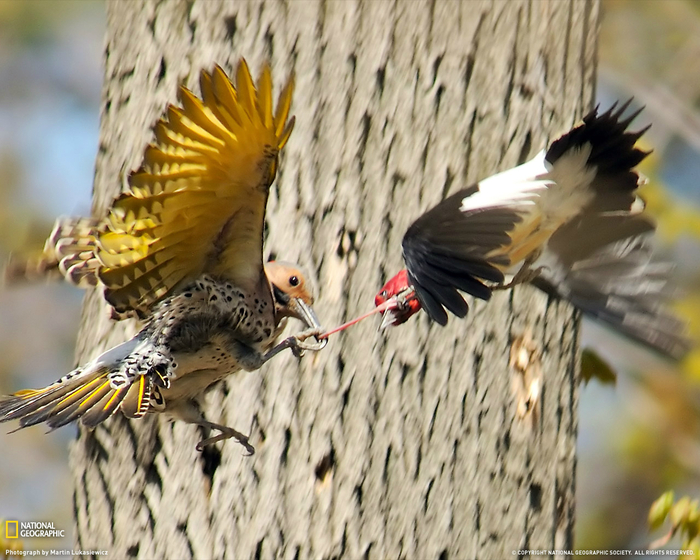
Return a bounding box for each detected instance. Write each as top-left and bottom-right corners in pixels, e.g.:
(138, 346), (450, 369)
(401, 186), (524, 325)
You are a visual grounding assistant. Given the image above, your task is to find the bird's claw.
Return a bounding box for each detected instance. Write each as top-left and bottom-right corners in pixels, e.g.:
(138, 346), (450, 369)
(263, 327), (327, 362)
(196, 431), (255, 455)
(287, 327), (327, 357)
(493, 265), (545, 290)
(394, 286), (415, 309)
(238, 436), (255, 456)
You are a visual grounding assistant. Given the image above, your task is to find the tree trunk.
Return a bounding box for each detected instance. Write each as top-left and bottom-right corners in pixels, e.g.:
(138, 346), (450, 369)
(71, 0), (598, 558)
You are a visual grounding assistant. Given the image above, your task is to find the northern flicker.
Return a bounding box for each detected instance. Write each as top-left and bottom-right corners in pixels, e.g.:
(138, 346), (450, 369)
(0, 261), (324, 453)
(2, 60), (329, 451)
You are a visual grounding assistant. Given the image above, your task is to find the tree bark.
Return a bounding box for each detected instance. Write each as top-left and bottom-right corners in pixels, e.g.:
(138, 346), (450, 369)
(71, 0), (598, 558)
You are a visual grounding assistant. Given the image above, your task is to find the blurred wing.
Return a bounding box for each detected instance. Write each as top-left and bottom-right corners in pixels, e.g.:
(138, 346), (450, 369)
(533, 224), (691, 360)
(488, 100), (650, 270)
(398, 101), (652, 327)
(4, 217), (101, 287)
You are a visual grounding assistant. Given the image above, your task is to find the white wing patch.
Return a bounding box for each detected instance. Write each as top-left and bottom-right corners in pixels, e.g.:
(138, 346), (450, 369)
(461, 143), (597, 230)
(460, 151), (550, 214)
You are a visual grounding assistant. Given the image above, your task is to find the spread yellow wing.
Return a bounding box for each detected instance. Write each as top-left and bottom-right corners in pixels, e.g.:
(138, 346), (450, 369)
(99, 59), (295, 315)
(7, 59), (295, 318)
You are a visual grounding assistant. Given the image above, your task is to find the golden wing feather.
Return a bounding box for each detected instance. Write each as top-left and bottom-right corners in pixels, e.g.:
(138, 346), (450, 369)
(257, 65), (274, 129)
(236, 59), (258, 121)
(9, 59), (295, 318)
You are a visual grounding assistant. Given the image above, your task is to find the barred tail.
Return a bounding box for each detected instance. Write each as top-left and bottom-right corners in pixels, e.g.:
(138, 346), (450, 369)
(0, 336), (157, 433)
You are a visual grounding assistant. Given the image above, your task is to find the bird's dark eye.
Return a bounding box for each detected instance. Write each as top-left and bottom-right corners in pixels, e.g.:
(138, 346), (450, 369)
(380, 290), (387, 298)
(289, 275), (299, 287)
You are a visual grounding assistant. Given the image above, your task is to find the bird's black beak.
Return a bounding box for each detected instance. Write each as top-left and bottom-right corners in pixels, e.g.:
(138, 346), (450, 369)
(287, 297), (323, 331)
(286, 297), (327, 353)
(272, 284), (322, 329)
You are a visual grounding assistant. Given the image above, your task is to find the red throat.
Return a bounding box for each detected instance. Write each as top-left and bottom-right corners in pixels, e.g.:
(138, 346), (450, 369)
(375, 269), (422, 326)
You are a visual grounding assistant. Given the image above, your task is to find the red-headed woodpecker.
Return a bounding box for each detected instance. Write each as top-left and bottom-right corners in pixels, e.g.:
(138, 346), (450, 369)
(372, 101), (690, 359)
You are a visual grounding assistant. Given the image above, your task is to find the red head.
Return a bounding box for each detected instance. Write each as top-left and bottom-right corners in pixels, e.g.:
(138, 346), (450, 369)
(374, 269), (422, 328)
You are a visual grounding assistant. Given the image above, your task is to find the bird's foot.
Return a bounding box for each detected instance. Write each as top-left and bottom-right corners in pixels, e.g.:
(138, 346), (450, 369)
(394, 286), (417, 309)
(289, 327), (327, 357)
(196, 422), (255, 455)
(492, 265), (545, 290)
(263, 327), (327, 361)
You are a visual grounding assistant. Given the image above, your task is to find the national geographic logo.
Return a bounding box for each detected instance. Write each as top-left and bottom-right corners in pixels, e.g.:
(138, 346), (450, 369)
(5, 520), (18, 539)
(5, 521), (64, 538)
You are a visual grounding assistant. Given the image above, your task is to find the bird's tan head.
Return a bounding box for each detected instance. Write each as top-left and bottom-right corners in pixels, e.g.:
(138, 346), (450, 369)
(264, 261), (319, 328)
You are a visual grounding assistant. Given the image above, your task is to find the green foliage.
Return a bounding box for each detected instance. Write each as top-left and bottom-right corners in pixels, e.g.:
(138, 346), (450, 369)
(649, 491), (675, 530)
(648, 491), (700, 555)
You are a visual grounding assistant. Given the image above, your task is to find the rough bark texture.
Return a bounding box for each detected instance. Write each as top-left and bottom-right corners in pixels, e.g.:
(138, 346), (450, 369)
(71, 0), (598, 558)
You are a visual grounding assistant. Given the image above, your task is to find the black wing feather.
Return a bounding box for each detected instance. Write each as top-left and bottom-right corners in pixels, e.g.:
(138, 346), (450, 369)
(402, 186), (522, 324)
(546, 99), (650, 214)
(408, 271), (450, 326)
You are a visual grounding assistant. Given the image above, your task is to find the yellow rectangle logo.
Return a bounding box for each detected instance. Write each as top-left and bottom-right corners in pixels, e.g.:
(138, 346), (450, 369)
(5, 520), (18, 538)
